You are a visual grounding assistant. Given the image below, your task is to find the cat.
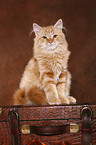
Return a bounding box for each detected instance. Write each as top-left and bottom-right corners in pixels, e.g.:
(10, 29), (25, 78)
(13, 19), (76, 105)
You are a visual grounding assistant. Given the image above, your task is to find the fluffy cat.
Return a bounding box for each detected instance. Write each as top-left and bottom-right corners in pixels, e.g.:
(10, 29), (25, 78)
(13, 19), (76, 105)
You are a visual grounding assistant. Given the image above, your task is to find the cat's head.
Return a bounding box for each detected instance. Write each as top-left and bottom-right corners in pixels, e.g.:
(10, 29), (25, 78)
(33, 19), (67, 51)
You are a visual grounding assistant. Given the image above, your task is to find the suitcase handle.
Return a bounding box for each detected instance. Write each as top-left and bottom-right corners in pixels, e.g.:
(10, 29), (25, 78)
(30, 125), (70, 136)
(21, 123), (79, 136)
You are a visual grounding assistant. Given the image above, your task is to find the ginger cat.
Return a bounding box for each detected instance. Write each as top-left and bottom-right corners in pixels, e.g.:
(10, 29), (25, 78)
(14, 19), (76, 105)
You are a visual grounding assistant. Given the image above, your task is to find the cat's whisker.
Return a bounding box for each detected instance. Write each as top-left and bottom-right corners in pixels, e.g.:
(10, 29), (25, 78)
(62, 26), (67, 31)
(29, 30), (34, 40)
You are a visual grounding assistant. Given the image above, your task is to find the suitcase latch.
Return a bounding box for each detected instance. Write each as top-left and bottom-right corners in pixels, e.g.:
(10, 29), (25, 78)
(70, 123), (79, 133)
(0, 107), (2, 116)
(21, 124), (30, 135)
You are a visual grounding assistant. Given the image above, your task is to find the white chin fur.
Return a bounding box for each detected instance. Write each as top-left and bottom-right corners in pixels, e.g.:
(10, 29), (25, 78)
(44, 43), (59, 51)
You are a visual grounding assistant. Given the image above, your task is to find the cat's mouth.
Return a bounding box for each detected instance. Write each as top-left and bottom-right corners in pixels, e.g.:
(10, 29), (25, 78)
(45, 43), (59, 51)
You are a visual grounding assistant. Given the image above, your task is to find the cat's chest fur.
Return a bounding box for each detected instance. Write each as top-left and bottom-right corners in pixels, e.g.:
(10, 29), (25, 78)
(51, 59), (62, 83)
(37, 51), (69, 84)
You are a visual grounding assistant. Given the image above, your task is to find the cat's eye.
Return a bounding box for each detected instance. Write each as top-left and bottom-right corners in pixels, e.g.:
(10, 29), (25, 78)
(53, 35), (57, 38)
(42, 36), (47, 39)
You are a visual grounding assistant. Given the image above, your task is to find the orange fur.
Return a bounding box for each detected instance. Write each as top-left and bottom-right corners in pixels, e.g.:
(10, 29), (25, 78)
(13, 19), (76, 105)
(13, 89), (26, 105)
(27, 87), (47, 105)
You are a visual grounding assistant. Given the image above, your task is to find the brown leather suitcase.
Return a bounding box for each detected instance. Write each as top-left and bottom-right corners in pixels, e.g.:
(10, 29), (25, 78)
(0, 104), (96, 145)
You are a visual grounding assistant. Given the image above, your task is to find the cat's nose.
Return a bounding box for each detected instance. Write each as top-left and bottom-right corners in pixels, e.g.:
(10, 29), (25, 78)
(47, 38), (54, 44)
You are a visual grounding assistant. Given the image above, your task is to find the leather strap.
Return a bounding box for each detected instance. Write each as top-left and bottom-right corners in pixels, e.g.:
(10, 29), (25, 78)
(81, 106), (92, 145)
(8, 110), (20, 145)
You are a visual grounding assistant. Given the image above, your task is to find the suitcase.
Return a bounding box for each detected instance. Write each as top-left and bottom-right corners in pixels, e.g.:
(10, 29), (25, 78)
(0, 104), (96, 145)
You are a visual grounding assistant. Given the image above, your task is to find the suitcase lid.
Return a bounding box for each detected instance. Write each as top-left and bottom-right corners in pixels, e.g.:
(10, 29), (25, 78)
(0, 104), (96, 122)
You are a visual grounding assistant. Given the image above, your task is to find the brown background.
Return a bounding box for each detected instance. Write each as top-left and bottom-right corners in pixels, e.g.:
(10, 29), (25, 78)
(0, 0), (96, 106)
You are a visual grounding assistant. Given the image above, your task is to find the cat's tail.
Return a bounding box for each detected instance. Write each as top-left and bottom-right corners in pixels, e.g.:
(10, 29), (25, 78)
(13, 87), (47, 105)
(13, 88), (26, 105)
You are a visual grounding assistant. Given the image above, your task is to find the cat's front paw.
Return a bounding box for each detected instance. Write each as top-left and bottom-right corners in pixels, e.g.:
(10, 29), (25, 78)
(67, 96), (77, 104)
(47, 97), (61, 105)
(60, 97), (70, 104)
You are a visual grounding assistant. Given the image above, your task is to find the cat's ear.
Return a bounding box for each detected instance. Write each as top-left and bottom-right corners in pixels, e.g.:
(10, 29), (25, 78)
(33, 23), (42, 36)
(54, 19), (63, 31)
